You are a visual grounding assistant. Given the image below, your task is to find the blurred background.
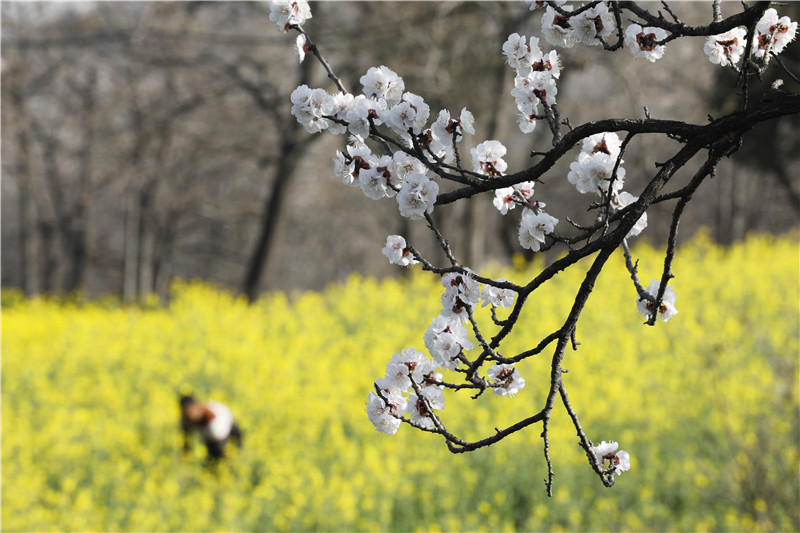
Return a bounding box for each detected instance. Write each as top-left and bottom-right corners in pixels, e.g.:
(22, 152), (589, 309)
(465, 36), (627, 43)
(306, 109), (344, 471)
(2, 1), (798, 302)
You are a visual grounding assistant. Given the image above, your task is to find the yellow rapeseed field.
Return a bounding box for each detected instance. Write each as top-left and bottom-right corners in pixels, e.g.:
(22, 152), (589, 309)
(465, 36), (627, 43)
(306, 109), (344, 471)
(2, 233), (798, 532)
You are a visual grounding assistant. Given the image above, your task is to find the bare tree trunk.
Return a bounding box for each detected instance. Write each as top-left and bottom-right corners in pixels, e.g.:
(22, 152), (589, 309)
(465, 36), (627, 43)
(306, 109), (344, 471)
(122, 192), (140, 303)
(138, 190), (155, 300)
(239, 59), (314, 303)
(241, 135), (302, 303)
(63, 67), (97, 293)
(63, 199), (88, 293)
(12, 104), (40, 296)
(19, 180), (40, 297)
(154, 208), (178, 303)
(39, 221), (58, 294)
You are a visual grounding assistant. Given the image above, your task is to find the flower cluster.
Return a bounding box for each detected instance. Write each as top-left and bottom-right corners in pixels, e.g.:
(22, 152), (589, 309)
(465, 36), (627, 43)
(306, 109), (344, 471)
(503, 33), (561, 133)
(531, 1), (666, 64)
(367, 347), (445, 434)
(424, 315), (473, 371)
(705, 8), (796, 67)
(637, 279), (679, 322)
(531, 2), (668, 62)
(753, 9), (797, 59)
(530, 2), (796, 69)
(289, 64), (477, 222)
(540, 2), (616, 48)
(440, 270), (482, 323)
(567, 132), (647, 239)
(482, 147), (558, 252)
(518, 209), (559, 252)
(481, 278), (516, 309)
(591, 441), (632, 475)
(397, 172), (439, 220)
(366, 268), (525, 433)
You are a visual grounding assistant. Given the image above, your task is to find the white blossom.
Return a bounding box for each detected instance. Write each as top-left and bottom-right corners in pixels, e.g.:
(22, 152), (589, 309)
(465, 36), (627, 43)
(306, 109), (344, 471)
(481, 279), (516, 309)
(615, 450), (631, 475)
(581, 132), (622, 158)
(592, 440), (619, 460)
(535, 50), (561, 79)
(360, 66), (405, 107)
(389, 347), (433, 386)
(425, 137), (456, 166)
(333, 150), (354, 186)
(391, 152), (427, 183)
(366, 391), (402, 435)
(591, 441), (632, 475)
(326, 92), (354, 135)
(382, 360), (412, 393)
(385, 92), (430, 136)
(406, 388), (445, 429)
(567, 151), (625, 196)
(471, 140), (508, 177)
(346, 94), (384, 139)
(333, 144), (372, 187)
(625, 24), (668, 62)
(396, 172), (439, 220)
(424, 315), (473, 370)
(611, 192), (648, 238)
(440, 270), (481, 323)
(493, 187), (517, 215)
(374, 377), (409, 408)
(290, 85), (333, 133)
(457, 108), (476, 135)
(295, 34), (307, 62)
(542, 5), (577, 48)
(358, 155), (394, 200)
(492, 182), (535, 215)
(442, 270), (481, 307)
(518, 209), (558, 252)
(704, 27), (747, 67)
(533, 76), (558, 106)
(487, 363), (526, 397)
(382, 235), (418, 267)
(637, 279), (678, 322)
(432, 107), (475, 143)
(269, 0), (312, 32)
(503, 33), (543, 75)
(572, 2), (615, 46)
(510, 83), (541, 117)
(517, 110), (538, 134)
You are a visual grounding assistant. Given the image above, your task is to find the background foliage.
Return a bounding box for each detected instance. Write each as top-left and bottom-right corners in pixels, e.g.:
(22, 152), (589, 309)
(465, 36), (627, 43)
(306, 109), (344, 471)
(2, 233), (798, 532)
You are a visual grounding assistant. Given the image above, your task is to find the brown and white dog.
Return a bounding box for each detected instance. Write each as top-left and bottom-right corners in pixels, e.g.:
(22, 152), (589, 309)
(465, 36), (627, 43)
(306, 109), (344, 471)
(180, 395), (243, 460)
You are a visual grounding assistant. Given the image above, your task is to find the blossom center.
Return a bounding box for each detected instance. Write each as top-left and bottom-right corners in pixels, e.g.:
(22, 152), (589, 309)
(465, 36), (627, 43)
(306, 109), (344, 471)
(636, 32), (659, 51)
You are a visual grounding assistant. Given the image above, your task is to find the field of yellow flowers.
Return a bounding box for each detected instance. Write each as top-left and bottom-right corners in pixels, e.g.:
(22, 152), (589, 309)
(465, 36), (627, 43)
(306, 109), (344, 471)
(2, 233), (798, 532)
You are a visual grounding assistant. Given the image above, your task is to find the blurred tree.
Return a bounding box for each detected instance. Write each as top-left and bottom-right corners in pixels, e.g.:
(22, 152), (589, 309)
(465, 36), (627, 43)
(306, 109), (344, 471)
(1, 2), (797, 299)
(706, 2), (800, 244)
